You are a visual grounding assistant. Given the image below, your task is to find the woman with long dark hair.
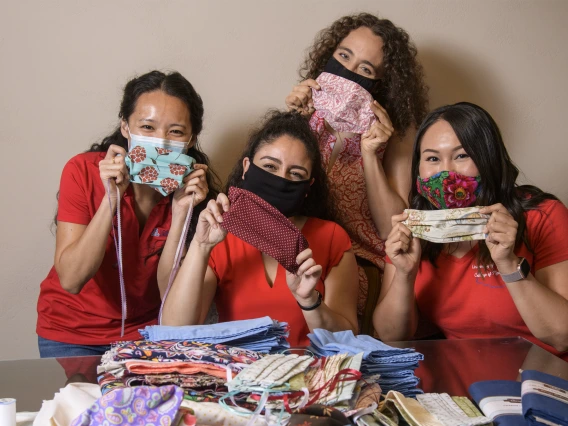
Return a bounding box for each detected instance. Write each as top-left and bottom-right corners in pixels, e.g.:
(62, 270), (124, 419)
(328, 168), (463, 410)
(36, 70), (219, 357)
(160, 111), (358, 346)
(374, 102), (568, 359)
(285, 13), (429, 319)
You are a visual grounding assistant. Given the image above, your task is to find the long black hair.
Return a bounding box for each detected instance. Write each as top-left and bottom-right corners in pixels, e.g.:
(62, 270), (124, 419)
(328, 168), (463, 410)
(410, 102), (558, 267)
(56, 70), (220, 245)
(225, 110), (336, 221)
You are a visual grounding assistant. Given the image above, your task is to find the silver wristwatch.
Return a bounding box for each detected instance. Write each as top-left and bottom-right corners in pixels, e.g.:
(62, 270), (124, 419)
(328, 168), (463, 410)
(500, 257), (530, 283)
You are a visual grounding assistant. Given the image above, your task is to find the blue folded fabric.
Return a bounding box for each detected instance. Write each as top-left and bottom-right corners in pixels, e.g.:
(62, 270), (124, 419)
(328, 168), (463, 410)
(139, 317), (289, 353)
(521, 370), (568, 426)
(307, 329), (424, 398)
(469, 380), (524, 426)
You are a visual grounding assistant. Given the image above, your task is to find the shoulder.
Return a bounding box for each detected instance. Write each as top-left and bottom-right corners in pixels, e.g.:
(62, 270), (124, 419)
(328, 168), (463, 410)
(64, 152), (105, 172)
(304, 218), (351, 245)
(525, 199), (568, 229)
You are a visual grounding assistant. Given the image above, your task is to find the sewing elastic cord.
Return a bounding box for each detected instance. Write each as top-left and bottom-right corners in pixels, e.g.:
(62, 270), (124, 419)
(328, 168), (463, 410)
(106, 178), (126, 337)
(158, 192), (196, 324)
(352, 402), (378, 424)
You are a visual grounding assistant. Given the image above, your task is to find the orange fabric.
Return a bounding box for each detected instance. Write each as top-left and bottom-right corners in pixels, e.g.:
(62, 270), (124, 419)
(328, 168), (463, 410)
(402, 200), (568, 360)
(209, 218), (352, 347)
(125, 360), (230, 379)
(37, 152), (172, 345)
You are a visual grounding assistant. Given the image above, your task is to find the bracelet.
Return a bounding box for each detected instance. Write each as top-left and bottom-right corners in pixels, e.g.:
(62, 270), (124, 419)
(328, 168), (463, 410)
(297, 290), (323, 311)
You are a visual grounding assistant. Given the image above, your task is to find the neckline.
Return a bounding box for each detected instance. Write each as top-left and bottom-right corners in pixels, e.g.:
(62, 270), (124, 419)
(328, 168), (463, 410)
(438, 242), (479, 264)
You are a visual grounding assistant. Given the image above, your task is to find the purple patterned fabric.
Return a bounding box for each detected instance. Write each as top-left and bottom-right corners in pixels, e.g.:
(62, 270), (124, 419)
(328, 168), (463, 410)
(71, 385), (184, 426)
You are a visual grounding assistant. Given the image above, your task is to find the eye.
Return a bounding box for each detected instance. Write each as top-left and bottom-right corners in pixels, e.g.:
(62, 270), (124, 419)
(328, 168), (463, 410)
(142, 125), (154, 130)
(290, 171), (306, 180)
(170, 129), (184, 136)
(338, 52), (349, 60)
(425, 156), (439, 162)
(360, 66), (373, 76)
(456, 153), (470, 160)
(263, 164), (277, 171)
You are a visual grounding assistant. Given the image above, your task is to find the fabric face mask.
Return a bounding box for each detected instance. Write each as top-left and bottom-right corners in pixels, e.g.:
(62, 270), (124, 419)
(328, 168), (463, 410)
(125, 132), (195, 196)
(417, 170), (481, 209)
(241, 162), (311, 217)
(324, 56), (377, 93)
(403, 208), (489, 243)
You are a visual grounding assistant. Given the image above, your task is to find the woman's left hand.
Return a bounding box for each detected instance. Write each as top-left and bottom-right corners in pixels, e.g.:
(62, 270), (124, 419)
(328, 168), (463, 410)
(480, 203), (520, 272)
(286, 248), (323, 307)
(361, 101), (394, 157)
(173, 164), (209, 213)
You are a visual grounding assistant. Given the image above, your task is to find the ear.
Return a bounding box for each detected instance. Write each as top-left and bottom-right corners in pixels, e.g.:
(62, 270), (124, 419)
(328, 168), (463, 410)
(120, 119), (130, 140)
(307, 178), (315, 197)
(242, 157), (251, 180)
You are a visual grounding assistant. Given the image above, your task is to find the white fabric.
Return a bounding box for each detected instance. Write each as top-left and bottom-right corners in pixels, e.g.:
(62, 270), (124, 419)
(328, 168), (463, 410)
(33, 383), (101, 426)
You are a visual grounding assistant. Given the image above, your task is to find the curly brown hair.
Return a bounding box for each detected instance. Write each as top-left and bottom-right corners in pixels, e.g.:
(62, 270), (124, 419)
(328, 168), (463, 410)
(299, 13), (429, 135)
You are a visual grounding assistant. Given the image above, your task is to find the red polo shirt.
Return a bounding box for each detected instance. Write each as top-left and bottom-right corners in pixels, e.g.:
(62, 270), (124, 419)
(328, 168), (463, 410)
(37, 152), (172, 345)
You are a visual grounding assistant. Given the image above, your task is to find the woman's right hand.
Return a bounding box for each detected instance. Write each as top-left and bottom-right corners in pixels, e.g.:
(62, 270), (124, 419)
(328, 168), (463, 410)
(285, 79), (320, 116)
(99, 144), (130, 198)
(194, 193), (230, 249)
(385, 212), (422, 276)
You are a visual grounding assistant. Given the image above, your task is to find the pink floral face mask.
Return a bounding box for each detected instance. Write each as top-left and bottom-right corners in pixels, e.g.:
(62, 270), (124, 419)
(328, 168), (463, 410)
(312, 72), (376, 134)
(417, 171), (481, 209)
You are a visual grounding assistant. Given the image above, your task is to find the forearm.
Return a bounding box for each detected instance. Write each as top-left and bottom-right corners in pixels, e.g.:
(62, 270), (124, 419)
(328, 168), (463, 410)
(374, 271), (418, 341)
(157, 208), (188, 297)
(301, 301), (357, 335)
(362, 152), (407, 239)
(161, 240), (212, 326)
(55, 197), (116, 294)
(505, 273), (568, 351)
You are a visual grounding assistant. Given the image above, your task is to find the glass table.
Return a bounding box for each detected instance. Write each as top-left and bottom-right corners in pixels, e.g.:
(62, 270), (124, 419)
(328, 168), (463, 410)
(1, 337), (567, 412)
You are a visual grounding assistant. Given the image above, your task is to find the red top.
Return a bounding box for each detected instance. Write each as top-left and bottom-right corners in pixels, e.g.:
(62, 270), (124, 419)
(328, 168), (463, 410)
(37, 152), (172, 345)
(209, 217), (352, 347)
(389, 199), (568, 360)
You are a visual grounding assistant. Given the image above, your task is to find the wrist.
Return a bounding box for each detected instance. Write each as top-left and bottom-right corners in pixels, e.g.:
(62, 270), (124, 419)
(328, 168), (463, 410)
(190, 240), (215, 257)
(296, 290), (323, 311)
(495, 256), (520, 275)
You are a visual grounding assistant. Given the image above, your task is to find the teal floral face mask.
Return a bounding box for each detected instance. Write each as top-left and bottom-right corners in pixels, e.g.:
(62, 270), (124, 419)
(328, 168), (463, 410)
(417, 171), (481, 209)
(125, 132), (195, 196)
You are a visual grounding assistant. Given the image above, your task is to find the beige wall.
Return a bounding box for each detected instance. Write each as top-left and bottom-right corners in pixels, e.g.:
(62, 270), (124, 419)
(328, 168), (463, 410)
(1, 0), (566, 360)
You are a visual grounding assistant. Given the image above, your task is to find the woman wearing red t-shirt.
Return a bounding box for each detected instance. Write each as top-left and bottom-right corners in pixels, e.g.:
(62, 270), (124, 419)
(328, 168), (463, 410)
(36, 71), (218, 357)
(374, 102), (568, 359)
(161, 111), (359, 346)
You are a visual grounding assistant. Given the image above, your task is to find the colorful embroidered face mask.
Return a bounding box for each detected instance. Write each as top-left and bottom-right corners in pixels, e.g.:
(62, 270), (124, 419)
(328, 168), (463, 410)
(417, 171), (481, 209)
(403, 208), (489, 243)
(312, 72), (376, 134)
(125, 132), (195, 196)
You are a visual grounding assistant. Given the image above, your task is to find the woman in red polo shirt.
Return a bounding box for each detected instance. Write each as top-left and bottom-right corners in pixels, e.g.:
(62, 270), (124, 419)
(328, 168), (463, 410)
(161, 111), (359, 346)
(374, 102), (568, 360)
(36, 71), (218, 357)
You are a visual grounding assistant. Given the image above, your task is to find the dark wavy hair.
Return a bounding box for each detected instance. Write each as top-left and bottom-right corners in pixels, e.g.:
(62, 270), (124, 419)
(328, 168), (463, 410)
(410, 102), (558, 268)
(55, 70), (220, 245)
(300, 12), (429, 135)
(225, 110), (336, 221)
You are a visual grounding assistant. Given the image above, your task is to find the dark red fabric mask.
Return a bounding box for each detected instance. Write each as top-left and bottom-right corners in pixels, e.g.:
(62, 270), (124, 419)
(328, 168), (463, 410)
(222, 187), (309, 274)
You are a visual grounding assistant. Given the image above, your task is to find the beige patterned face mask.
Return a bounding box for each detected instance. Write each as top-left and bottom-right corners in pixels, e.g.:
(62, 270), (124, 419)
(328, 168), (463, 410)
(402, 208), (489, 243)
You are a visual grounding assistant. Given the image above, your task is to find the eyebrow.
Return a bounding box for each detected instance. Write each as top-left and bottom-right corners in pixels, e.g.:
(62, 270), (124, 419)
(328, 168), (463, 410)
(337, 46), (379, 70)
(260, 156), (309, 174)
(422, 145), (465, 154)
(137, 118), (186, 128)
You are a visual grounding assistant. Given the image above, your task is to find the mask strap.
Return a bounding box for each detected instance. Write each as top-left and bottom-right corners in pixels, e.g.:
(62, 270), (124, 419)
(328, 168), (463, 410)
(352, 402), (378, 424)
(159, 192), (196, 324)
(105, 178), (127, 337)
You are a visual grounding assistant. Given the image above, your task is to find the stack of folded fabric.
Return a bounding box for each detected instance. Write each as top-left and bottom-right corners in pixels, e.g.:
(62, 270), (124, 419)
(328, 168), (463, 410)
(308, 329), (424, 397)
(97, 340), (263, 402)
(140, 316), (290, 353)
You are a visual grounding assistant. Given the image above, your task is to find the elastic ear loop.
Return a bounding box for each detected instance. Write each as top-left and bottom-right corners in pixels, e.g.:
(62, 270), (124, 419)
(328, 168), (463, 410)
(351, 402), (378, 424)
(106, 178), (126, 337)
(159, 192), (196, 324)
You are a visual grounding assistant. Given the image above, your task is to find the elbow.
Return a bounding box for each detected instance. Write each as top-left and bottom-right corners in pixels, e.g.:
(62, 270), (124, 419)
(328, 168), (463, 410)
(55, 267), (84, 295)
(534, 330), (568, 353)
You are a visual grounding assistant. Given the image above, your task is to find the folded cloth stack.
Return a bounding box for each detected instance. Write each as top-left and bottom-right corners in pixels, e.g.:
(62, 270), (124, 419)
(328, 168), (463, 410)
(140, 316), (290, 353)
(97, 340), (263, 402)
(308, 329), (424, 397)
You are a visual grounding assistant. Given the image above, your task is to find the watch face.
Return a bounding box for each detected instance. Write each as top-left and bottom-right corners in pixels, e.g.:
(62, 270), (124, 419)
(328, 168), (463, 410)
(520, 258), (531, 278)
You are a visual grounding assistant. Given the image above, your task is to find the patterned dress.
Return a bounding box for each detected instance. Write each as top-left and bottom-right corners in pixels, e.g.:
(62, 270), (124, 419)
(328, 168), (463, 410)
(309, 111), (388, 316)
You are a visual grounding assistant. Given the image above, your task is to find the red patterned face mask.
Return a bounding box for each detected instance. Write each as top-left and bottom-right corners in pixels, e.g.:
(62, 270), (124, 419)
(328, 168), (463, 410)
(312, 72), (376, 134)
(221, 187), (309, 274)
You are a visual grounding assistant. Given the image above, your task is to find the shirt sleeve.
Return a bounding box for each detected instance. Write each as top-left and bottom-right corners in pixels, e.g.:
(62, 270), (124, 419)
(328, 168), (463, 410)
(56, 157), (91, 225)
(325, 223), (352, 276)
(528, 200), (568, 271)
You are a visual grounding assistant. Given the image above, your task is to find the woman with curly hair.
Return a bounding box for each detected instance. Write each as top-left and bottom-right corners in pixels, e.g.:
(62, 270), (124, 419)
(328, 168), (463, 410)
(161, 111), (359, 346)
(285, 13), (429, 318)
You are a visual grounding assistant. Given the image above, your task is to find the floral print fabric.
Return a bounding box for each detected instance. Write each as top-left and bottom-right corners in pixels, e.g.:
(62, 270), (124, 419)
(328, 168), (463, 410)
(126, 139), (195, 196)
(403, 208), (489, 243)
(221, 187), (309, 274)
(417, 171), (481, 210)
(312, 72), (376, 134)
(71, 385), (184, 426)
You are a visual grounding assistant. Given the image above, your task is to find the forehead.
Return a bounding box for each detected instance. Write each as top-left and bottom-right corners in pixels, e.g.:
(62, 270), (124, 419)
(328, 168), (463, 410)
(254, 135), (312, 164)
(420, 120), (461, 150)
(132, 90), (190, 122)
(339, 27), (384, 65)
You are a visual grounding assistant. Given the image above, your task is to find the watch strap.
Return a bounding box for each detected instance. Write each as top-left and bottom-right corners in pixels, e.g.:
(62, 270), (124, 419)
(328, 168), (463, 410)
(500, 258), (529, 283)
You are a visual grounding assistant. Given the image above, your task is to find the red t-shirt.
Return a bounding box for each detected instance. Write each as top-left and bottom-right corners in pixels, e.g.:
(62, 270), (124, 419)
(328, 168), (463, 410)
(400, 200), (568, 359)
(209, 217), (352, 347)
(37, 152), (173, 345)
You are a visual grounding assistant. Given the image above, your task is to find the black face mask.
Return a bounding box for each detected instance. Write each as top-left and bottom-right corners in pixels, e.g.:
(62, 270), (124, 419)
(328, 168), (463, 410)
(323, 56), (378, 93)
(241, 162), (311, 217)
